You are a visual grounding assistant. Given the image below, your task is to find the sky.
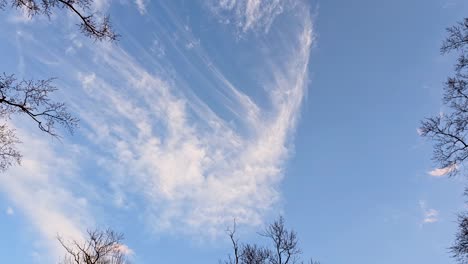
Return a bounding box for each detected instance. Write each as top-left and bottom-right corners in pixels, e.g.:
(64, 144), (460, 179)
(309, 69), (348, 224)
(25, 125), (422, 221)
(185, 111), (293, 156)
(0, 0), (468, 263)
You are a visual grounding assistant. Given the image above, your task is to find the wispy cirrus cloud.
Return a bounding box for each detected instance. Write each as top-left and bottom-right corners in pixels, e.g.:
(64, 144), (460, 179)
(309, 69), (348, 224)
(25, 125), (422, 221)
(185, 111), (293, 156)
(116, 244), (134, 256)
(0, 127), (91, 261)
(6, 206), (14, 215)
(71, 10), (313, 235)
(419, 200), (439, 224)
(0, 0), (314, 260)
(428, 163), (457, 177)
(7, 10), (33, 24)
(209, 0), (292, 33)
(135, 0), (148, 15)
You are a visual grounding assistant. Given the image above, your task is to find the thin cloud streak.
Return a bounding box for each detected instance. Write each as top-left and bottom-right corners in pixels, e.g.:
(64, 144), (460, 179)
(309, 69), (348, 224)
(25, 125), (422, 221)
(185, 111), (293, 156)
(6, 206), (14, 215)
(72, 4), (313, 235)
(0, 127), (91, 261)
(209, 0), (291, 33)
(0, 1), (314, 260)
(419, 200), (439, 224)
(428, 163), (457, 177)
(135, 0), (148, 15)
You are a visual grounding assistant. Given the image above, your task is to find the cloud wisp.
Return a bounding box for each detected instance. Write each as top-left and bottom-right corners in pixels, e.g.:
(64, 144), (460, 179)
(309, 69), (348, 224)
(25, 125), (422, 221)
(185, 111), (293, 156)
(0, 0), (314, 259)
(76, 17), (313, 234)
(0, 127), (92, 261)
(419, 200), (439, 224)
(428, 163), (457, 177)
(135, 0), (148, 15)
(208, 0), (292, 34)
(6, 206), (14, 215)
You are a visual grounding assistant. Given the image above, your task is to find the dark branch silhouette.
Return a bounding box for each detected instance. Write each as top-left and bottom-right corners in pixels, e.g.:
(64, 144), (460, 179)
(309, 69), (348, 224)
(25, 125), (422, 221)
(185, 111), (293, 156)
(420, 18), (468, 264)
(0, 124), (21, 171)
(2, 0), (118, 41)
(451, 212), (468, 264)
(0, 74), (78, 136)
(259, 216), (302, 264)
(442, 19), (468, 55)
(226, 220), (242, 264)
(58, 229), (130, 264)
(0, 74), (77, 170)
(0, 0), (117, 172)
(222, 217), (319, 264)
(420, 18), (468, 176)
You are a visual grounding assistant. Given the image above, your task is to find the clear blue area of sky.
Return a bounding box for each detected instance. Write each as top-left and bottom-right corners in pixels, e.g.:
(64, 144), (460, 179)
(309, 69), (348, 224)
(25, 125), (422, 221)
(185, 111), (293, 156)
(288, 1), (467, 263)
(1, 0), (468, 264)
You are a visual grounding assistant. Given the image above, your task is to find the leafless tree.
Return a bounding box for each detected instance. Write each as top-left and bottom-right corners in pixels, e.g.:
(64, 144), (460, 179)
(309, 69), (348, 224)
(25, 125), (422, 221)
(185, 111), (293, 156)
(223, 217), (319, 264)
(58, 229), (130, 264)
(225, 220), (242, 264)
(0, 124), (21, 171)
(1, 0), (118, 41)
(0, 73), (77, 171)
(420, 18), (468, 264)
(420, 18), (468, 176)
(260, 216), (301, 264)
(239, 244), (271, 264)
(451, 212), (468, 264)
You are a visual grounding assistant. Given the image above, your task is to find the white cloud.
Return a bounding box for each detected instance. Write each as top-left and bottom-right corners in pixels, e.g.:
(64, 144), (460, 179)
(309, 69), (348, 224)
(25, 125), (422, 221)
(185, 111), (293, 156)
(0, 1), (314, 260)
(116, 244), (134, 255)
(0, 128), (91, 260)
(416, 128), (423, 136)
(423, 209), (439, 223)
(209, 0), (292, 33)
(135, 0), (148, 15)
(70, 7), (313, 235)
(428, 163), (457, 177)
(150, 39), (165, 57)
(92, 0), (111, 12)
(6, 206), (14, 215)
(65, 34), (84, 54)
(419, 200), (439, 224)
(15, 31), (26, 76)
(185, 38), (200, 50)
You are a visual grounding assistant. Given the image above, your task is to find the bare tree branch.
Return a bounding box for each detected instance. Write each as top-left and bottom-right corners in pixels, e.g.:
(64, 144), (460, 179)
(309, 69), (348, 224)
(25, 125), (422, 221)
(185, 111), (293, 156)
(441, 18), (468, 54)
(0, 124), (21, 171)
(2, 0), (118, 41)
(259, 216), (301, 264)
(223, 217), (317, 264)
(0, 73), (77, 171)
(58, 229), (130, 264)
(451, 213), (468, 264)
(0, 73), (78, 137)
(421, 17), (468, 264)
(420, 17), (468, 177)
(226, 220), (241, 264)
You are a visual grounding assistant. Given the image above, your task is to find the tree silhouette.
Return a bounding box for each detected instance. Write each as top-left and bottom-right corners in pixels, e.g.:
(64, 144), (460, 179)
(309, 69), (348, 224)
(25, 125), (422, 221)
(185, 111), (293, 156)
(223, 217), (320, 264)
(451, 212), (468, 264)
(0, 74), (77, 171)
(420, 18), (468, 176)
(420, 18), (468, 264)
(58, 229), (130, 264)
(0, 0), (118, 171)
(1, 0), (118, 41)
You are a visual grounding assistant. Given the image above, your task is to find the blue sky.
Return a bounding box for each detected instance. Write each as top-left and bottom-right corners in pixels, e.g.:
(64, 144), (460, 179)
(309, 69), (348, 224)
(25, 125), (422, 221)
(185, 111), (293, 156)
(1, 0), (468, 263)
